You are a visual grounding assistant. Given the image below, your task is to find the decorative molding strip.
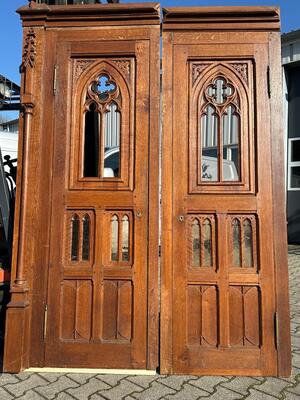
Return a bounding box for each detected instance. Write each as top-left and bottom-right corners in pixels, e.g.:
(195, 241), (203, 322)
(230, 63), (248, 85)
(191, 63), (210, 85)
(20, 28), (37, 73)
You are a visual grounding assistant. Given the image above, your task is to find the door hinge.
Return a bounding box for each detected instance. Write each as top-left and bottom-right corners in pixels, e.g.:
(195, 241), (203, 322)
(158, 244), (161, 257)
(44, 304), (48, 340)
(53, 65), (57, 94)
(274, 311), (279, 349)
(267, 66), (271, 98)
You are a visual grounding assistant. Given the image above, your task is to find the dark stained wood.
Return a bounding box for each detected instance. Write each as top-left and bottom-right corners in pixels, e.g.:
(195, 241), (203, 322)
(161, 7), (290, 376)
(4, 3), (160, 372)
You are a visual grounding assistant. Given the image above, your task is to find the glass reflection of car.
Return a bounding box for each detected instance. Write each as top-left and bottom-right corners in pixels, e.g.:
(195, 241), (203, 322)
(103, 146), (120, 177)
(202, 156), (238, 181)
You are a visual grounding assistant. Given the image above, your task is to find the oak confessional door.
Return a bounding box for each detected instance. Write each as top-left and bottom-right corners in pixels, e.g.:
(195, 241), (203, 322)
(161, 7), (291, 376)
(44, 38), (159, 369)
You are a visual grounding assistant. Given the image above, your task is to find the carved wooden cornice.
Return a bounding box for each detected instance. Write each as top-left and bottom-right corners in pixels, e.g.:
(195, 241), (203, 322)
(18, 3), (161, 26)
(162, 6), (280, 31)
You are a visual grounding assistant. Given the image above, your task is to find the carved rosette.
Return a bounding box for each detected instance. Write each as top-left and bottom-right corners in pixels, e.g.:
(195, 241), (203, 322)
(20, 28), (37, 72)
(230, 63), (248, 85)
(191, 63), (211, 86)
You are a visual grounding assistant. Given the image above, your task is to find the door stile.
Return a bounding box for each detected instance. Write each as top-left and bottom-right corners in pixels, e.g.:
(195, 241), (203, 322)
(147, 26), (160, 370)
(161, 31), (174, 374)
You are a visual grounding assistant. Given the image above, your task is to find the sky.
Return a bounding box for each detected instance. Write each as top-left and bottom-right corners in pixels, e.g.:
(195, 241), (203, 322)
(0, 0), (300, 86)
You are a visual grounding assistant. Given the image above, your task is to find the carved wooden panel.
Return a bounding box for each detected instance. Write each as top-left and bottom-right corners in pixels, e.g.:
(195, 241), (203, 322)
(104, 210), (133, 267)
(64, 210), (95, 267)
(102, 280), (132, 342)
(187, 285), (218, 347)
(61, 280), (93, 341)
(188, 214), (216, 269)
(70, 58), (135, 191)
(229, 286), (261, 347)
(189, 60), (254, 193)
(229, 215), (257, 270)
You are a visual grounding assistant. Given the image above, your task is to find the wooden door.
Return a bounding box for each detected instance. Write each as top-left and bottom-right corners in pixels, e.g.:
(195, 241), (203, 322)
(43, 30), (160, 368)
(161, 7), (291, 376)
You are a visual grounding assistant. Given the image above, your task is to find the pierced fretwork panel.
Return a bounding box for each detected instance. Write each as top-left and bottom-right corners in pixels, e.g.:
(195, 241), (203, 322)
(61, 280), (93, 341)
(188, 215), (216, 268)
(187, 285), (219, 347)
(102, 280), (132, 342)
(229, 215), (257, 269)
(65, 210), (95, 266)
(107, 211), (133, 265)
(229, 286), (261, 347)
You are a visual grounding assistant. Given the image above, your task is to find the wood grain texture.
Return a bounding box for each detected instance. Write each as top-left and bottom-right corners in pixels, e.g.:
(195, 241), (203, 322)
(162, 8), (289, 376)
(4, 3), (160, 372)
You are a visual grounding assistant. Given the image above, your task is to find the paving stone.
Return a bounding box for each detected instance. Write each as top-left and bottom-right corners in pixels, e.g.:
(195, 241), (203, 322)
(0, 373), (20, 385)
(130, 381), (176, 399)
(283, 392), (300, 400)
(55, 392), (79, 400)
(242, 388), (278, 399)
(164, 382), (209, 399)
(253, 377), (292, 397)
(220, 377), (262, 395)
(198, 386), (244, 399)
(286, 381), (300, 396)
(67, 377), (110, 399)
(38, 373), (68, 383)
(96, 374), (126, 386)
(0, 387), (14, 400)
(5, 374), (49, 397)
(34, 375), (79, 399)
(126, 375), (159, 388)
(66, 373), (97, 385)
(99, 379), (144, 400)
(158, 375), (198, 390)
(18, 389), (50, 399)
(189, 376), (230, 393)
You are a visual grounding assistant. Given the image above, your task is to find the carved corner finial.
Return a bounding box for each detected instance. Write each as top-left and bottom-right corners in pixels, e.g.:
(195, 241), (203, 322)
(231, 63), (248, 85)
(28, 0), (37, 8)
(111, 60), (131, 82)
(20, 28), (37, 73)
(191, 63), (210, 86)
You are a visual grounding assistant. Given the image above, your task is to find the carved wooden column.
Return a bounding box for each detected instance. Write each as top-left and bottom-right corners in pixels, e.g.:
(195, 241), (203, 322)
(4, 25), (39, 372)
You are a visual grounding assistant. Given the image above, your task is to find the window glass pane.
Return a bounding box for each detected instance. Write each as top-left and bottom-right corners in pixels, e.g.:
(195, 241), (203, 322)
(203, 219), (212, 266)
(291, 166), (300, 188)
(244, 219), (253, 267)
(192, 220), (200, 266)
(201, 105), (218, 181)
(122, 215), (129, 262)
(82, 215), (90, 261)
(292, 140), (300, 162)
(233, 219), (241, 267)
(111, 215), (119, 261)
(222, 105), (240, 181)
(71, 215), (79, 261)
(84, 103), (100, 177)
(104, 102), (120, 178)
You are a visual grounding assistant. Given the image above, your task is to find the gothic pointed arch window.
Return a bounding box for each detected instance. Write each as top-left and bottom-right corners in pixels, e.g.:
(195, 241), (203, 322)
(189, 61), (254, 193)
(71, 59), (134, 191)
